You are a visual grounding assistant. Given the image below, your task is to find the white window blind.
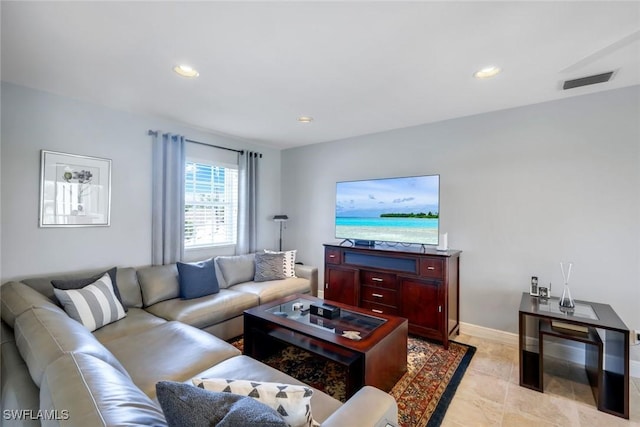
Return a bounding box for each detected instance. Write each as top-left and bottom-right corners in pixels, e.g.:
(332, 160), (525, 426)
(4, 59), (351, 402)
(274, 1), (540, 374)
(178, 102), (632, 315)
(184, 161), (238, 247)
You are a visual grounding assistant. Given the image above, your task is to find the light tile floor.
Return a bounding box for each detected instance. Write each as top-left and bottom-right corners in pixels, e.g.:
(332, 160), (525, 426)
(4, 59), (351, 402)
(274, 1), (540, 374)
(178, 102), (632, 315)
(441, 334), (640, 427)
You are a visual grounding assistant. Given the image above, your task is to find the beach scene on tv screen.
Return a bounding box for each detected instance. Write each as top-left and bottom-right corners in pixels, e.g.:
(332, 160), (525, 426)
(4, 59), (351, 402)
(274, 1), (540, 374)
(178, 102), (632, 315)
(335, 175), (439, 245)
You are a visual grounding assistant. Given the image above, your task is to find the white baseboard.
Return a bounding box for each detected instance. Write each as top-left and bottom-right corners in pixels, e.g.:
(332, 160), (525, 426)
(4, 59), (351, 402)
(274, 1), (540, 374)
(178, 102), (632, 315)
(460, 322), (640, 379)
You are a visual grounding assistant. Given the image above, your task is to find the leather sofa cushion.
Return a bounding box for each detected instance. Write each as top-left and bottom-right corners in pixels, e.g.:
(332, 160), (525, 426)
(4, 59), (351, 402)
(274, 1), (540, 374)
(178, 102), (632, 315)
(194, 355), (343, 424)
(137, 264), (180, 307)
(14, 307), (129, 386)
(40, 352), (167, 427)
(321, 386), (399, 427)
(115, 267), (144, 308)
(1, 323), (40, 427)
(231, 277), (311, 304)
(145, 289), (258, 329)
(92, 308), (167, 344)
(215, 254), (255, 288)
(1, 282), (64, 328)
(103, 321), (241, 398)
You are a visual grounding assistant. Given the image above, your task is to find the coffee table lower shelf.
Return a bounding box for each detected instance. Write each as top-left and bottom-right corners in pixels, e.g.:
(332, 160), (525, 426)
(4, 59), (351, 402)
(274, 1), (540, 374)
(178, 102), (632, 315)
(245, 325), (365, 398)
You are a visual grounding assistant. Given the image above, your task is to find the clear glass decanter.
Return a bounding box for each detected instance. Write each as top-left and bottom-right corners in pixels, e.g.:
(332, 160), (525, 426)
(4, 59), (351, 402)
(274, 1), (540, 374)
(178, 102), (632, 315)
(559, 262), (575, 311)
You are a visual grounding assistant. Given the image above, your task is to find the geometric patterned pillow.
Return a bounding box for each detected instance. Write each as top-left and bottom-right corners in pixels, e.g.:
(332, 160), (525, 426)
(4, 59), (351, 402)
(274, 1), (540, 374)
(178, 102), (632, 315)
(156, 381), (288, 427)
(264, 249), (297, 278)
(192, 378), (318, 427)
(53, 273), (126, 332)
(254, 252), (286, 282)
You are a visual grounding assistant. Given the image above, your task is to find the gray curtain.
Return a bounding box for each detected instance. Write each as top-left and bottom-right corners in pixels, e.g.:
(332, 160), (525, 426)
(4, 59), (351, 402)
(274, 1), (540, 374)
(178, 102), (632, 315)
(237, 151), (260, 254)
(151, 131), (185, 265)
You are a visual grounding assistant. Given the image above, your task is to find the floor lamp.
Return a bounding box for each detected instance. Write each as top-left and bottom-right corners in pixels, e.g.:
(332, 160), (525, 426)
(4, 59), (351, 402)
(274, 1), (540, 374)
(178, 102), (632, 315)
(273, 215), (288, 251)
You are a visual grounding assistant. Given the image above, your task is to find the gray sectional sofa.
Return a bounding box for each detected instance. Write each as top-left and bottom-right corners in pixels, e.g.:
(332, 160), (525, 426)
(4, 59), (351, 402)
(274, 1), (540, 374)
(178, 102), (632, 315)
(0, 259), (398, 427)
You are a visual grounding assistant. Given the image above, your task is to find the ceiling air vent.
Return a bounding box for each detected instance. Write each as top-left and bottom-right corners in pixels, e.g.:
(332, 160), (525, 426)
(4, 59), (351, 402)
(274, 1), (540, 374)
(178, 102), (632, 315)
(563, 71), (614, 90)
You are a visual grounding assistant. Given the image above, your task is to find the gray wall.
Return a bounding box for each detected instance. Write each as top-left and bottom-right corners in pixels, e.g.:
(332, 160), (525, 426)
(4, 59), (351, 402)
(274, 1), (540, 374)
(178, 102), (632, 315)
(1, 83), (282, 281)
(281, 86), (640, 335)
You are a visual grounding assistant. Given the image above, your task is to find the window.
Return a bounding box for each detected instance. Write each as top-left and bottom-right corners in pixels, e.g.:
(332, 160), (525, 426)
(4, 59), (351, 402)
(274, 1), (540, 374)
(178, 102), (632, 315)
(184, 160), (238, 247)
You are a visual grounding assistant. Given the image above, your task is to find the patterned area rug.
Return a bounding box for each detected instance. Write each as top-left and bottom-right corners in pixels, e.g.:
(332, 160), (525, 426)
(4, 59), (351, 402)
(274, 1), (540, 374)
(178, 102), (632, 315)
(230, 336), (475, 427)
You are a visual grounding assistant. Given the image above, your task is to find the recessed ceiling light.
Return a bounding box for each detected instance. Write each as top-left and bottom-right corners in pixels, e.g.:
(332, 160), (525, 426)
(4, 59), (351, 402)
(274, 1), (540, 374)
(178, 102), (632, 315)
(474, 66), (501, 79)
(297, 116), (314, 123)
(173, 64), (199, 78)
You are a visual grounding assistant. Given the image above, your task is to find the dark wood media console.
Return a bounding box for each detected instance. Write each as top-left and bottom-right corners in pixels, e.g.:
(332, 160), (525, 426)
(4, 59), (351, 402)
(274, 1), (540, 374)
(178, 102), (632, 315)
(323, 243), (461, 348)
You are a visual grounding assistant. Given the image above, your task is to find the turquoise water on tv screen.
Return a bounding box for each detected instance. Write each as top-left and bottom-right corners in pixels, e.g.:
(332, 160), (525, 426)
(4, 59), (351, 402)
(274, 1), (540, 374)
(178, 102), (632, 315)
(335, 217), (439, 245)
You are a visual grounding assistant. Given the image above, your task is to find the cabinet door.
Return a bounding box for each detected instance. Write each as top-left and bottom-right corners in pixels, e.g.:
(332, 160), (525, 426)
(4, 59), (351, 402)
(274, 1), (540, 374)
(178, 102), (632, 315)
(400, 278), (443, 338)
(324, 267), (358, 306)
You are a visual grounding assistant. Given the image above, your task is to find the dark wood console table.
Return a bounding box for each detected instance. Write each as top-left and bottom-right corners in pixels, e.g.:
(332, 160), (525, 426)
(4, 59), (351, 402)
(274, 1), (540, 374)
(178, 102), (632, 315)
(323, 243), (461, 349)
(518, 292), (629, 418)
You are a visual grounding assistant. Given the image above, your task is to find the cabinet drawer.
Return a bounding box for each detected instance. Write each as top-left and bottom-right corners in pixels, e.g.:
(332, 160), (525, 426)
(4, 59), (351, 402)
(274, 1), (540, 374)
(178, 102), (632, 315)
(360, 301), (399, 316)
(361, 285), (398, 307)
(420, 258), (445, 278)
(325, 248), (342, 264)
(360, 270), (396, 289)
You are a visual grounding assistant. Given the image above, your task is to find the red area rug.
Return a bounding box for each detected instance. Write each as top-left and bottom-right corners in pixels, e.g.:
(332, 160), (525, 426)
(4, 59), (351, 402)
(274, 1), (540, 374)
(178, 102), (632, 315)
(230, 336), (475, 427)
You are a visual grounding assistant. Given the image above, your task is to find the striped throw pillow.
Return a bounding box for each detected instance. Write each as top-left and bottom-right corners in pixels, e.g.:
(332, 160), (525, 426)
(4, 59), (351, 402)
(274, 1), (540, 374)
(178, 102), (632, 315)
(53, 273), (126, 331)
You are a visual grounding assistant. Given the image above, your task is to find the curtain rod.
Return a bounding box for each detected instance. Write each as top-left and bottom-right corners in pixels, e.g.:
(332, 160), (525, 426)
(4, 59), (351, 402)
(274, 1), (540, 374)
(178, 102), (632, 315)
(147, 130), (251, 156)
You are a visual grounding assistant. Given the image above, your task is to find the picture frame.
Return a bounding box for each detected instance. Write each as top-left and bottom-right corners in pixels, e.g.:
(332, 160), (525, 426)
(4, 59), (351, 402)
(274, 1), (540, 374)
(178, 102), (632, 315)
(39, 150), (111, 227)
(530, 276), (539, 296)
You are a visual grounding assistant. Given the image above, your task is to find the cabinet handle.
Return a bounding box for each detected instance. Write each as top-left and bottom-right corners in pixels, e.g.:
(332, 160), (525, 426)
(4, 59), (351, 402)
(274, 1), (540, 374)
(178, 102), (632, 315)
(372, 293), (384, 298)
(427, 266), (435, 270)
(372, 309), (383, 314)
(371, 277), (384, 282)
(329, 255), (336, 258)
(438, 305), (442, 313)
(325, 283), (329, 289)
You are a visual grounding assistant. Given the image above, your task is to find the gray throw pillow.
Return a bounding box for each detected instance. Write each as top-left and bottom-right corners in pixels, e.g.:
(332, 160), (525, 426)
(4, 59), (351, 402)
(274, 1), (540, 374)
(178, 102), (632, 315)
(156, 381), (287, 427)
(215, 254), (256, 287)
(254, 252), (286, 282)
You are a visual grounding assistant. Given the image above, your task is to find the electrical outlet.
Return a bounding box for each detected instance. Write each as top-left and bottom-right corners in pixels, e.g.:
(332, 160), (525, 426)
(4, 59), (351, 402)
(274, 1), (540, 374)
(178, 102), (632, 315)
(633, 330), (640, 345)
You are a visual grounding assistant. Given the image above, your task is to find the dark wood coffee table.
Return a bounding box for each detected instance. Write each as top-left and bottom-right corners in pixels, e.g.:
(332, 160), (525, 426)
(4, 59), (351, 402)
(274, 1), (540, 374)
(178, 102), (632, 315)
(243, 294), (408, 398)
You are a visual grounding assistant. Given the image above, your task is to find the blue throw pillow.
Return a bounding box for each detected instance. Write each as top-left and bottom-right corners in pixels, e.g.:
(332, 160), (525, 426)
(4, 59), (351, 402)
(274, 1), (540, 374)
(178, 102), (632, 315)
(156, 381), (287, 427)
(176, 259), (219, 299)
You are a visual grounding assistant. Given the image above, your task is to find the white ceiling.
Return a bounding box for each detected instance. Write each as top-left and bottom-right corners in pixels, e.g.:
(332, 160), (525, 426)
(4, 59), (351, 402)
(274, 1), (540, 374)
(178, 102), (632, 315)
(2, 1), (639, 149)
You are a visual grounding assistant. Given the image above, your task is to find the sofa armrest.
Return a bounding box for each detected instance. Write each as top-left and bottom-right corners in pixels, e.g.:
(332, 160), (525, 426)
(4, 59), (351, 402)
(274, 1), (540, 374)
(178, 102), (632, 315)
(320, 386), (398, 427)
(294, 264), (318, 297)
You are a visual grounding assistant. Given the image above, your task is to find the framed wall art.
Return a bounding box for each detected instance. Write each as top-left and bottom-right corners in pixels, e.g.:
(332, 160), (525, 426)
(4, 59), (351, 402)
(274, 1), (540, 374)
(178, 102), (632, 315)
(39, 150), (111, 227)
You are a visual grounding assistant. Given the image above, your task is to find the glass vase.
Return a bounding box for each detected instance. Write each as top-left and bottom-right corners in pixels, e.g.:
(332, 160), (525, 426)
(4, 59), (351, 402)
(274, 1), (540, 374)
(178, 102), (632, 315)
(559, 262), (575, 311)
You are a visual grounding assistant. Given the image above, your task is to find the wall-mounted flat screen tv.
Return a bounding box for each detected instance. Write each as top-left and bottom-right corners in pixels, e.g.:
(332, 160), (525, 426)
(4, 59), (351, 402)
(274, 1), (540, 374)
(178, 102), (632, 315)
(335, 174), (440, 246)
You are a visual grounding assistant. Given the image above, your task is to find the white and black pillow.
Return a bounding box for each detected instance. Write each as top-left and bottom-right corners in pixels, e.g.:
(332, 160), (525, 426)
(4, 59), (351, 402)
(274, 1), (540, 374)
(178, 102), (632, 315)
(265, 249), (297, 278)
(53, 273), (126, 332)
(192, 378), (318, 427)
